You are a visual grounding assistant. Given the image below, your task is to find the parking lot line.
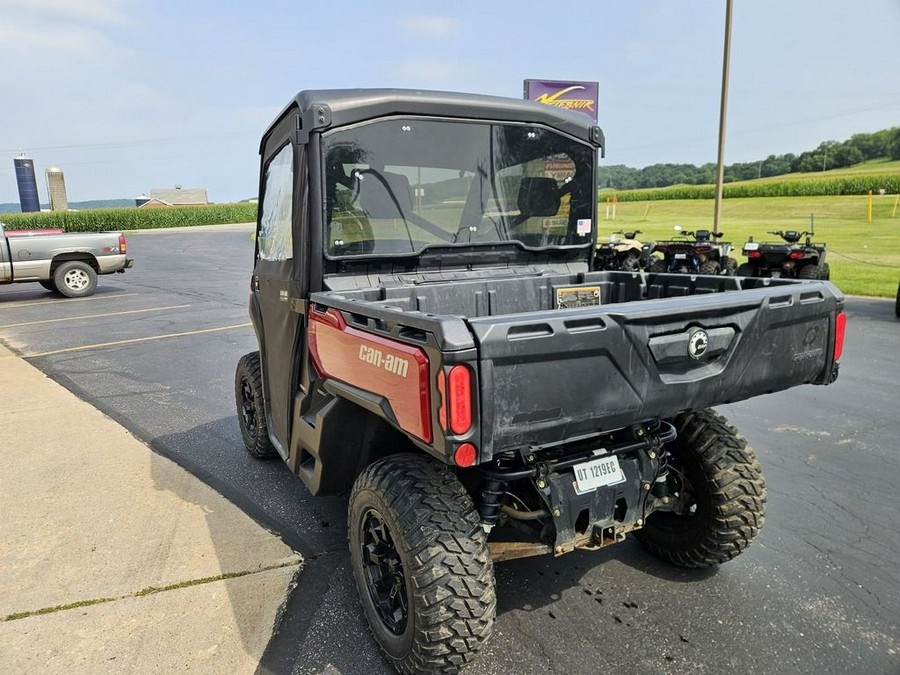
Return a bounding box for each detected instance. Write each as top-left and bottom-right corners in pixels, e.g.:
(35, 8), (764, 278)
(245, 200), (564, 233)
(13, 322), (253, 359)
(0, 293), (140, 310)
(1, 304), (192, 329)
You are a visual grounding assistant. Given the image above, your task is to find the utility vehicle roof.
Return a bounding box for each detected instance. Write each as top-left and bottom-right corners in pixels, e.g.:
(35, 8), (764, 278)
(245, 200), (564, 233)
(262, 88), (605, 152)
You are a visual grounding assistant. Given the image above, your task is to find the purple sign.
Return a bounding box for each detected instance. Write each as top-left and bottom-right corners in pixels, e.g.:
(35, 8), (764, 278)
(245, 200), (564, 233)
(523, 79), (600, 121)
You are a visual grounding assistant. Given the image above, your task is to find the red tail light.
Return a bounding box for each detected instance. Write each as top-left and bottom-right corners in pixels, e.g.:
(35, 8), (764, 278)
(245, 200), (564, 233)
(833, 312), (846, 361)
(789, 251), (805, 259)
(748, 250), (762, 259)
(119, 234), (127, 254)
(447, 365), (472, 435)
(454, 443), (477, 467)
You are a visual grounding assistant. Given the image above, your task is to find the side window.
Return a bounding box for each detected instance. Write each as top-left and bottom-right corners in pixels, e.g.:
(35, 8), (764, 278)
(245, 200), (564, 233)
(258, 143), (293, 261)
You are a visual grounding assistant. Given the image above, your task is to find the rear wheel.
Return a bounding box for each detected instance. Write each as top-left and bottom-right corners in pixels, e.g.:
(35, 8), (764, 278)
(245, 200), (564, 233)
(819, 262), (831, 280)
(649, 258), (667, 273)
(235, 352), (278, 459)
(798, 264), (820, 279)
(736, 263), (755, 277)
(349, 453), (496, 674)
(636, 409), (766, 568)
(53, 260), (97, 298)
(699, 260), (720, 275)
(721, 256), (738, 276)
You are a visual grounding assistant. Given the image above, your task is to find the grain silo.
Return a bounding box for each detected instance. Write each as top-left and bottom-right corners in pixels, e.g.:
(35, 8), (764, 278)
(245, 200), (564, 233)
(45, 166), (68, 211)
(14, 155), (41, 212)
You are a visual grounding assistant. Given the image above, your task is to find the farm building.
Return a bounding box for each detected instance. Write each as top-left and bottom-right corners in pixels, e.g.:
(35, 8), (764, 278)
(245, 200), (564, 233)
(139, 186), (209, 208)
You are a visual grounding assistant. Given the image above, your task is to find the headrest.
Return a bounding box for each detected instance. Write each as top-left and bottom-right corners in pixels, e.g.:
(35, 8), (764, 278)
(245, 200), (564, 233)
(517, 177), (560, 218)
(357, 169), (413, 220)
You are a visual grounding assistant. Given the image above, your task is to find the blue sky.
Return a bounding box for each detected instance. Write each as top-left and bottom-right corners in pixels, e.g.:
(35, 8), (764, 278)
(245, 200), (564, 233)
(1, 0), (898, 204)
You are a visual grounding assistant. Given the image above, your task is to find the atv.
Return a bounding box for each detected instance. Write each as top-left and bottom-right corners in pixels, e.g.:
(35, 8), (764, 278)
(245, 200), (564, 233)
(594, 230), (651, 272)
(737, 229), (830, 280)
(649, 226), (737, 275)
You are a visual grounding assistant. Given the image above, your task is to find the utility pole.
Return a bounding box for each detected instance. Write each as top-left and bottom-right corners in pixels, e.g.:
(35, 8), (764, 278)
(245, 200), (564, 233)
(713, 0), (734, 235)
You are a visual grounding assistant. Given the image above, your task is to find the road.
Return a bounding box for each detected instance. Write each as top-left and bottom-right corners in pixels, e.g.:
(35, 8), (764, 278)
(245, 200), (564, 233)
(1, 226), (897, 675)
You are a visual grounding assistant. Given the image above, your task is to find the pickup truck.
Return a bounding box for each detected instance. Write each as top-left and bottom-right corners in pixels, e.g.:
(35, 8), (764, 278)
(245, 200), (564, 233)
(234, 89), (846, 673)
(0, 221), (133, 297)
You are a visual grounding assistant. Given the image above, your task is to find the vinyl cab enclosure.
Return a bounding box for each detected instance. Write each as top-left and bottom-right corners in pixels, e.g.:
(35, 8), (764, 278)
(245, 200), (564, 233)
(236, 89), (846, 672)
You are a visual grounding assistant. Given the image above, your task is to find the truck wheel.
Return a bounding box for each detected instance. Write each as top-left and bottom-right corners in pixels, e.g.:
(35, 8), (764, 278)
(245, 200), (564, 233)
(798, 264), (820, 279)
(736, 263), (755, 277)
(39, 280), (59, 293)
(53, 260), (97, 298)
(234, 352), (278, 459)
(699, 260), (720, 275)
(636, 409), (766, 568)
(349, 453), (496, 674)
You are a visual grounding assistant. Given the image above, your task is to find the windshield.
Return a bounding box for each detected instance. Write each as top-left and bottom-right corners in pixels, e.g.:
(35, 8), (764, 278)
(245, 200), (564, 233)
(323, 118), (594, 257)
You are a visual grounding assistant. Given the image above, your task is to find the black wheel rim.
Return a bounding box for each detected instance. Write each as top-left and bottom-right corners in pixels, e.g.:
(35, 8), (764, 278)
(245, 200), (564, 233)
(360, 508), (408, 635)
(239, 377), (257, 438)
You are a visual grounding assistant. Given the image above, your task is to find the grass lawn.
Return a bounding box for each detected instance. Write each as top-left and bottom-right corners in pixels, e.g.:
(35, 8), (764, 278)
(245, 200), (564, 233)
(598, 194), (900, 297)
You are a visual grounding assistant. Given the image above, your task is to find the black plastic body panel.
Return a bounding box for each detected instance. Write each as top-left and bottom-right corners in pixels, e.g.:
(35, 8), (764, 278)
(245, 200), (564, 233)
(310, 270), (844, 461)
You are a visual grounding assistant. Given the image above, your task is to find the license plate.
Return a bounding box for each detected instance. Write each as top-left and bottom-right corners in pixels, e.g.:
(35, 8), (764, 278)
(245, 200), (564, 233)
(573, 454), (626, 494)
(674, 252), (687, 259)
(743, 242), (759, 251)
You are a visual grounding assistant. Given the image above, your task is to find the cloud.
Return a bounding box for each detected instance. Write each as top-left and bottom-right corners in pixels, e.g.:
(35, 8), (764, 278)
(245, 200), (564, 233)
(0, 0), (134, 25)
(399, 15), (463, 40)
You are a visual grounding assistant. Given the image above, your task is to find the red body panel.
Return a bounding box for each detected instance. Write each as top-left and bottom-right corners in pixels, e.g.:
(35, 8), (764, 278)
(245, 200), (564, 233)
(308, 307), (432, 443)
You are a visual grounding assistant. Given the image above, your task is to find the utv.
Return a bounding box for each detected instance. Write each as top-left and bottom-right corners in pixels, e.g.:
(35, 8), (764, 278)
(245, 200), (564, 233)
(737, 229), (830, 280)
(649, 226), (737, 275)
(236, 89), (845, 674)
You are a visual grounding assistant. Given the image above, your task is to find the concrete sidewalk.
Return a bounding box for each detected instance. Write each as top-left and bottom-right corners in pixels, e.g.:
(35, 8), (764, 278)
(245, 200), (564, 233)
(0, 343), (302, 673)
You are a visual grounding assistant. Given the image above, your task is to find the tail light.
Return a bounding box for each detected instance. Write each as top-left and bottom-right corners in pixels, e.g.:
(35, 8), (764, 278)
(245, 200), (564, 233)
(789, 251), (805, 259)
(119, 234), (127, 254)
(447, 365), (472, 435)
(833, 312), (846, 361)
(748, 250), (762, 258)
(695, 246), (711, 253)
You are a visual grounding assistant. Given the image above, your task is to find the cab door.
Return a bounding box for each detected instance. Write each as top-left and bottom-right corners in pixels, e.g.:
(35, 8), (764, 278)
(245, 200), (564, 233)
(252, 117), (307, 456)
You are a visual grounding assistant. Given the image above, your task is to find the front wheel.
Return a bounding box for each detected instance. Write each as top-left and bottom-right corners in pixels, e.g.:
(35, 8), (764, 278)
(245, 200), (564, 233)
(234, 352), (278, 459)
(619, 253), (641, 272)
(349, 453), (496, 674)
(53, 260), (97, 298)
(39, 280), (58, 293)
(636, 409), (766, 568)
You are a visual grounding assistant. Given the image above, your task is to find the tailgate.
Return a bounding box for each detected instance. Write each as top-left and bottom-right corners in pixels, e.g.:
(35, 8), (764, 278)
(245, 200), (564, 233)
(468, 281), (842, 455)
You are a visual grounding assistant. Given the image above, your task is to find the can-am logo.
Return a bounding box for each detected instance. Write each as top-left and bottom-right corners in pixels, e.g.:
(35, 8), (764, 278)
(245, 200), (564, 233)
(358, 345), (409, 378)
(688, 329), (709, 359)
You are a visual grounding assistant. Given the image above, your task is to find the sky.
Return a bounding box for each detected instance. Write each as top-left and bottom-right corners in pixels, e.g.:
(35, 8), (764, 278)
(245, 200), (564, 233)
(1, 0), (898, 204)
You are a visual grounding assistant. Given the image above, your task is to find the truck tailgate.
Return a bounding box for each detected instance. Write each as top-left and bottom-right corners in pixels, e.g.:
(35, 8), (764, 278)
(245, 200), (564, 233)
(468, 281), (842, 455)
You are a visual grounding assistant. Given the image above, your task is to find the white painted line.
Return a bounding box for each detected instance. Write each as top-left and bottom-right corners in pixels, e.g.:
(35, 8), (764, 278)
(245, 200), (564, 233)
(1, 304), (192, 329)
(18, 322), (253, 358)
(0, 293), (140, 310)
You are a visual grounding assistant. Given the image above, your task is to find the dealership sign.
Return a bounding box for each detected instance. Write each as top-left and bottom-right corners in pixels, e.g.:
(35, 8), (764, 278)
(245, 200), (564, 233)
(524, 80), (599, 121)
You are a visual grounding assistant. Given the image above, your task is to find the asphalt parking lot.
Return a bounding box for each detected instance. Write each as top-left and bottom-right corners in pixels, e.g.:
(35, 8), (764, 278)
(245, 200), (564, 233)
(1, 224), (898, 674)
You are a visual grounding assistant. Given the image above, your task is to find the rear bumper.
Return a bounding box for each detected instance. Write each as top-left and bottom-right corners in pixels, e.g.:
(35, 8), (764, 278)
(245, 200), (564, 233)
(98, 255), (133, 274)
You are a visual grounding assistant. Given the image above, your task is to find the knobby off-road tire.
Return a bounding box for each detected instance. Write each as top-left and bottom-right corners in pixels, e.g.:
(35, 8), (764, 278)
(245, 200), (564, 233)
(721, 256), (738, 276)
(53, 260), (97, 298)
(649, 258), (667, 273)
(619, 253), (641, 272)
(699, 260), (720, 275)
(636, 409), (766, 568)
(234, 352), (278, 459)
(798, 264), (821, 279)
(349, 453), (496, 674)
(736, 262), (755, 277)
(819, 262), (831, 280)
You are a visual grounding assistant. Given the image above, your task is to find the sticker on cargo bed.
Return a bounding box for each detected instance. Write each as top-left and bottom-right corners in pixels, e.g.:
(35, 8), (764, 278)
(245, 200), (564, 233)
(555, 286), (601, 309)
(577, 218), (592, 235)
